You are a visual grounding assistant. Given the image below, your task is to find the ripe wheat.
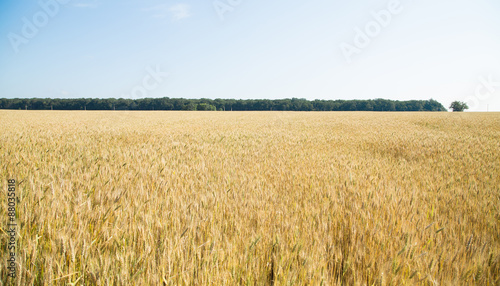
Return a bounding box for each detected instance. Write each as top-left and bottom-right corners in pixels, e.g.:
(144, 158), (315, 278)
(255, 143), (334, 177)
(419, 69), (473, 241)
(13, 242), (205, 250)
(1, 111), (499, 285)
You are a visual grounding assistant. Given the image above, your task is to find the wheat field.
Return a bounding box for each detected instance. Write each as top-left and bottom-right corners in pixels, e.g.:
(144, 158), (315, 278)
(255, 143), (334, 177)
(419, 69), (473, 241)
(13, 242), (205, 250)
(0, 111), (499, 285)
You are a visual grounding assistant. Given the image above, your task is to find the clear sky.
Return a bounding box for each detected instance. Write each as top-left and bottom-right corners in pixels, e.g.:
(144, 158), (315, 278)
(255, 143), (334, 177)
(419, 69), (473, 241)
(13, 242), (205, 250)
(1, 0), (499, 111)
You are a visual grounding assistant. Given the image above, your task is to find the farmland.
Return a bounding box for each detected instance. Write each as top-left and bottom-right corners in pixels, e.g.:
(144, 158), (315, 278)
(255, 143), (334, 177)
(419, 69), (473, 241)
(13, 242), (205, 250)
(1, 111), (499, 285)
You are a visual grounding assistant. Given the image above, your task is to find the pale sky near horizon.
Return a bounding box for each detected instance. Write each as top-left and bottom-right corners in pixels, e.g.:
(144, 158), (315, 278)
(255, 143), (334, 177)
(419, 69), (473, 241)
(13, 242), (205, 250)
(1, 0), (499, 111)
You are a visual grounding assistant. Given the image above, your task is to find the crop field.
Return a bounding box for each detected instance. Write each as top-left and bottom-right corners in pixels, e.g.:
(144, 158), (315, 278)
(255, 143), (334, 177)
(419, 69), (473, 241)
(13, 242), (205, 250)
(1, 111), (499, 285)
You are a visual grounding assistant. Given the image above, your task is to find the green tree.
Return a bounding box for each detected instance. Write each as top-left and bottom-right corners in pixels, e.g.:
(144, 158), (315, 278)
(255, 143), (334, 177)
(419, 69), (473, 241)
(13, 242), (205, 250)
(196, 103), (216, 111)
(449, 101), (468, 112)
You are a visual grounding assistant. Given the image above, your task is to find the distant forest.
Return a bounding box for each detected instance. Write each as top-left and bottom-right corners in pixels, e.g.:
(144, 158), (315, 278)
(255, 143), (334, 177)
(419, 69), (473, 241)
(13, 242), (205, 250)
(0, 98), (447, 112)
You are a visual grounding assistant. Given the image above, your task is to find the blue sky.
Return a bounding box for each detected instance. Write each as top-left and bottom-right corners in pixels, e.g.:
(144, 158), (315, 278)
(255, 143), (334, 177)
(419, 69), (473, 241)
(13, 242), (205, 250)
(1, 0), (499, 111)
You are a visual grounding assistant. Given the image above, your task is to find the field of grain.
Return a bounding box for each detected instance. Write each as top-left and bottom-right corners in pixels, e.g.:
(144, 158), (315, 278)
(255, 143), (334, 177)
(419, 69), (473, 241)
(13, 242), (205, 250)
(0, 111), (499, 285)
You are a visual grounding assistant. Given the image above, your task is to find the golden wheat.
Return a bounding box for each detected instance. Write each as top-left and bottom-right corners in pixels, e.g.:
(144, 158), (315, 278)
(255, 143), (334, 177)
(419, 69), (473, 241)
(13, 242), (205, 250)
(1, 111), (499, 285)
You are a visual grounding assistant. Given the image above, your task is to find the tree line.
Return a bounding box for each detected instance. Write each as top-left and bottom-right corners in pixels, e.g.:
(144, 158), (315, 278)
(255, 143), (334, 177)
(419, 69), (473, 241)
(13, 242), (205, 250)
(0, 97), (447, 112)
